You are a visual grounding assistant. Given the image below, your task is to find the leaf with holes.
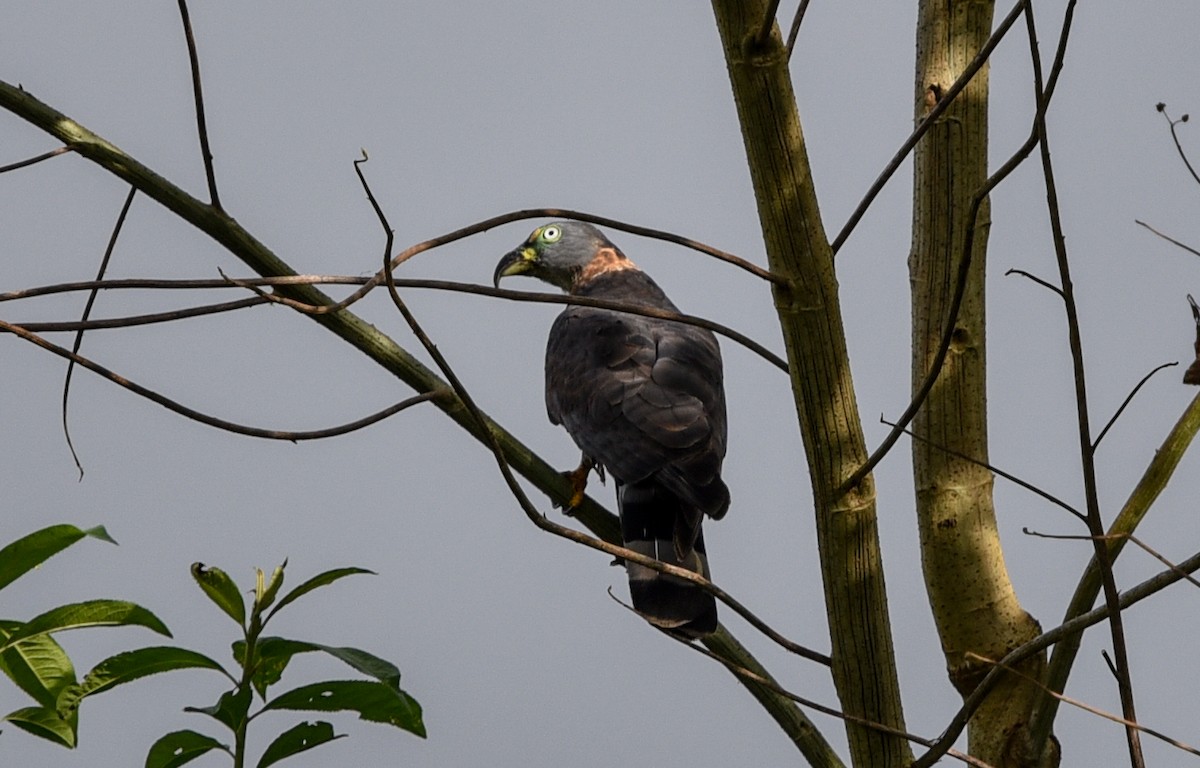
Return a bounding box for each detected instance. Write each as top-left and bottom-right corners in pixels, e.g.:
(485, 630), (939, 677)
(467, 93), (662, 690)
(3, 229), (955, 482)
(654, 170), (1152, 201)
(184, 685), (253, 732)
(144, 729), (229, 768)
(263, 680), (424, 737)
(256, 720), (343, 768)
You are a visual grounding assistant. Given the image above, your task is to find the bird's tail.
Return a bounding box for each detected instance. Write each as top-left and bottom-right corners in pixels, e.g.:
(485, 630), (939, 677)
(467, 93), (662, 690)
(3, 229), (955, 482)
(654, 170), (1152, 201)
(618, 483), (718, 638)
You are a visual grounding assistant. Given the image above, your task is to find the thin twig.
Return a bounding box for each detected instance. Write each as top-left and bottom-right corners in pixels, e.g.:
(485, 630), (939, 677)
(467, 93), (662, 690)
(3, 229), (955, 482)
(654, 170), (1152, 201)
(354, 155), (831, 667)
(883, 418), (1085, 523)
(912, 545), (1200, 767)
(195, 207), (781, 335)
(830, 0), (1025, 256)
(969, 651), (1200, 758)
(1124, 534), (1200, 590)
(839, 0), (1075, 497)
(784, 0), (811, 59)
(1005, 267), (1064, 297)
(2, 274), (789, 373)
(1024, 3), (1144, 764)
(62, 185), (136, 479)
(2, 318), (438, 440)
(0, 275), (367, 301)
(755, 0), (782, 48)
(1156, 104), (1200, 188)
(177, 0), (221, 209)
(0, 145), (71, 174)
(13, 297), (269, 332)
(655, 625), (995, 768)
(1092, 362), (1178, 450)
(1023, 529), (1200, 589)
(1135, 219), (1200, 259)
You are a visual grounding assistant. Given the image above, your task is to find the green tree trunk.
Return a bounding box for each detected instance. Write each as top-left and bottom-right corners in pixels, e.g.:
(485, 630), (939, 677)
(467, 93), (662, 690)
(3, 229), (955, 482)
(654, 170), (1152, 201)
(710, 3), (911, 765)
(910, 2), (1056, 765)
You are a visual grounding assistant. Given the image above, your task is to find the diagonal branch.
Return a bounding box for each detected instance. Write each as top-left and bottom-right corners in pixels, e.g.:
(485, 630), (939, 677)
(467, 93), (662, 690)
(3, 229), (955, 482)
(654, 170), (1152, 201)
(0, 145), (72, 174)
(831, 0), (1026, 256)
(912, 543), (1200, 767)
(1030, 389), (1200, 752)
(62, 185), (136, 479)
(1092, 362), (1178, 450)
(2, 318), (439, 440)
(176, 0), (221, 209)
(784, 0), (811, 59)
(1024, 3), (1144, 763)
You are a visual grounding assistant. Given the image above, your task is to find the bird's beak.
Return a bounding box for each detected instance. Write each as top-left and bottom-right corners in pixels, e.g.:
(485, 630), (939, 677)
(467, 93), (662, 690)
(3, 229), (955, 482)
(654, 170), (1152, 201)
(493, 245), (537, 287)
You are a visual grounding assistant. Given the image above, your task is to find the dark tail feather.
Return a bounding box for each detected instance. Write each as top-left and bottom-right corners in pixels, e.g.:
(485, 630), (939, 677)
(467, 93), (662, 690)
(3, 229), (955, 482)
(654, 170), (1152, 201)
(619, 482), (718, 638)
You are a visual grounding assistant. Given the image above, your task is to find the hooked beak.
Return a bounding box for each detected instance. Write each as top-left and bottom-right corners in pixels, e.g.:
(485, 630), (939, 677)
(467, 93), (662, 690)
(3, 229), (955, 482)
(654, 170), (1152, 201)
(492, 245), (537, 287)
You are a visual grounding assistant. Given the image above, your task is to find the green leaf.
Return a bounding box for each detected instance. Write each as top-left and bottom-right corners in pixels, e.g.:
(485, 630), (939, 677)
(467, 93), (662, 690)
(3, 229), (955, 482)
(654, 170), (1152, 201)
(269, 567), (373, 617)
(0, 600), (171, 651)
(256, 720), (343, 768)
(4, 705), (77, 748)
(0, 524), (116, 592)
(144, 729), (229, 768)
(58, 646), (226, 716)
(242, 637), (402, 699)
(256, 562), (286, 614)
(184, 686), (252, 732)
(190, 563), (246, 626)
(0, 620), (76, 708)
(264, 680), (425, 738)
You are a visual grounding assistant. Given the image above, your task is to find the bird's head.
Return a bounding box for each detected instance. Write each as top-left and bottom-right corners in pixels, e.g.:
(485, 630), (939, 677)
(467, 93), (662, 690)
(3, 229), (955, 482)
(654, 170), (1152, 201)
(493, 221), (623, 292)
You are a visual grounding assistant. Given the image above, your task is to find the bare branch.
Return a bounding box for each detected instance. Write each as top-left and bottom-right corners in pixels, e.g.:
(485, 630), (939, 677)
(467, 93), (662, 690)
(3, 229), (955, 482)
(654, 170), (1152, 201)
(1034, 390), (1200, 751)
(754, 0), (782, 48)
(1, 318), (438, 440)
(839, 0), (1079, 499)
(62, 185), (137, 479)
(1005, 267), (1064, 298)
(1024, 2), (1143, 762)
(1093, 362), (1178, 450)
(1135, 219), (1200, 259)
(13, 297), (269, 332)
(1155, 103), (1200, 188)
(830, 0), (1025, 256)
(662, 628), (997, 768)
(883, 418), (1085, 523)
(912, 545), (1200, 767)
(0, 145), (71, 174)
(969, 651), (1200, 758)
(176, 0), (221, 209)
(784, 0), (811, 59)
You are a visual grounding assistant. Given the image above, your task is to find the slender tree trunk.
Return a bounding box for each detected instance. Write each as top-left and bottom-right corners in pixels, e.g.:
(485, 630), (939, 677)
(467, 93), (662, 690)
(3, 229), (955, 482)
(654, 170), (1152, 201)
(910, 2), (1056, 765)
(710, 3), (910, 765)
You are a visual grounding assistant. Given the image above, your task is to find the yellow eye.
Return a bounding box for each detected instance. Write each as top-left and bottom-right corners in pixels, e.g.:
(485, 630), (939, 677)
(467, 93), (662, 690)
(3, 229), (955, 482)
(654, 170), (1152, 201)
(541, 225), (562, 243)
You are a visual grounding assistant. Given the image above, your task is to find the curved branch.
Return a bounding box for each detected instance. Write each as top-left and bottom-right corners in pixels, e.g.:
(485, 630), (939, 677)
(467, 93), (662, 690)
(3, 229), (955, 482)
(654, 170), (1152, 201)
(63, 185), (136, 478)
(1092, 362), (1178, 450)
(912, 544), (1200, 767)
(3, 275), (789, 373)
(830, 0), (1025, 256)
(0, 145), (72, 174)
(1, 318), (439, 440)
(176, 0), (221, 209)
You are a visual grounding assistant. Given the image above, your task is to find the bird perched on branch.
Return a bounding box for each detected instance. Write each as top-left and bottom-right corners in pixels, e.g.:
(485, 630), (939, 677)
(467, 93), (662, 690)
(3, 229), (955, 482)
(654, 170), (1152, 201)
(494, 221), (729, 637)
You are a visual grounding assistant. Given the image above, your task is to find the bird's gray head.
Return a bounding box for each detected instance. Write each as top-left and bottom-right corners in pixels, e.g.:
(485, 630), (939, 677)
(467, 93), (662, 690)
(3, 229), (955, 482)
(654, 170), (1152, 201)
(493, 221), (630, 292)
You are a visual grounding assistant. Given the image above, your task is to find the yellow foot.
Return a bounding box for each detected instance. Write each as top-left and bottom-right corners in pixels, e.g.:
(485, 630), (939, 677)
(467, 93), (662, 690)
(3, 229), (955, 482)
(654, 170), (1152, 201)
(558, 456), (599, 512)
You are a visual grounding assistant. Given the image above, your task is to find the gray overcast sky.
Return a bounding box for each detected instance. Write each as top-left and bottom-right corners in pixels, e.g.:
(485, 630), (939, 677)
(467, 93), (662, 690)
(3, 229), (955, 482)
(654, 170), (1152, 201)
(3, 2), (1199, 766)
